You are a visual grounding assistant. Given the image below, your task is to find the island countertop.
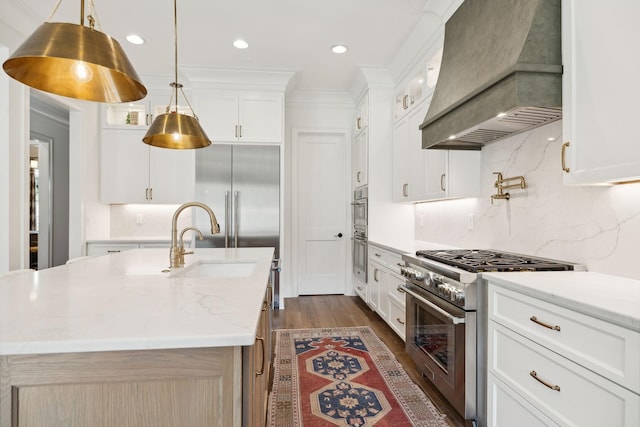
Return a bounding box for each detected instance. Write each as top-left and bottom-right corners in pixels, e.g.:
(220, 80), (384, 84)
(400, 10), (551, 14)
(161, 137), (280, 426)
(0, 247), (275, 355)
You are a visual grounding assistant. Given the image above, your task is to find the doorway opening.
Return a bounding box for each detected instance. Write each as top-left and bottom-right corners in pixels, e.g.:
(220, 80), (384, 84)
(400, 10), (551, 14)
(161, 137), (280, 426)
(29, 135), (53, 269)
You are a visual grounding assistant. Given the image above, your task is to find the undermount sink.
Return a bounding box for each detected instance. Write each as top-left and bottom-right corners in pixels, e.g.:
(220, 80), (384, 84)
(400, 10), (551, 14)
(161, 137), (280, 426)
(170, 259), (257, 278)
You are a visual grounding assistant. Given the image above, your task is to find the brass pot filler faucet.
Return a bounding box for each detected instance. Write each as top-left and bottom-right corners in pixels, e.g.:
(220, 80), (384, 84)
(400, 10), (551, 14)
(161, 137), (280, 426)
(491, 172), (526, 204)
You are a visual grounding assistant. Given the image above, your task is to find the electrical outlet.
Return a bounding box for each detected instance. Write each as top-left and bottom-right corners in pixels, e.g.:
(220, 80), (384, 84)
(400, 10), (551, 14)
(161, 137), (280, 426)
(136, 213), (144, 225)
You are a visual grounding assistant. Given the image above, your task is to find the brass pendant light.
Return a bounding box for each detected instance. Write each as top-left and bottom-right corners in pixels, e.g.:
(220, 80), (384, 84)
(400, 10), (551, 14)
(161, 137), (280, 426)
(2, 0), (147, 103)
(142, 0), (211, 149)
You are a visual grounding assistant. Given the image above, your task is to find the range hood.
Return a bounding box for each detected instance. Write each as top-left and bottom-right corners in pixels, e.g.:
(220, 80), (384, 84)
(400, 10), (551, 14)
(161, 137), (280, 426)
(420, 0), (562, 150)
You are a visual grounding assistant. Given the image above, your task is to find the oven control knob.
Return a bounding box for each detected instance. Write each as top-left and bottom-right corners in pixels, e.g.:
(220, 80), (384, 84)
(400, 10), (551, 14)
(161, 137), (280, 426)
(413, 270), (425, 280)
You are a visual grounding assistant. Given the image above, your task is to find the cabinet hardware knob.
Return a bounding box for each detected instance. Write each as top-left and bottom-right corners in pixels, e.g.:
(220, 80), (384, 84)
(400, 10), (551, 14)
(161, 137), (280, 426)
(530, 370), (560, 391)
(530, 316), (561, 331)
(334, 233), (343, 238)
(561, 141), (571, 172)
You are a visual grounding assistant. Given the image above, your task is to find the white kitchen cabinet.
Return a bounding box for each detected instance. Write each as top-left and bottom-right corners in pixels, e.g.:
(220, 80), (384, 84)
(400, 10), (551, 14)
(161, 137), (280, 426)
(354, 94), (368, 135)
(561, 0), (640, 184)
(354, 276), (368, 303)
(393, 49), (441, 122)
(487, 282), (640, 427)
(86, 241), (176, 257)
(196, 92), (283, 144)
(368, 244), (406, 341)
(352, 128), (368, 189)
(100, 128), (195, 204)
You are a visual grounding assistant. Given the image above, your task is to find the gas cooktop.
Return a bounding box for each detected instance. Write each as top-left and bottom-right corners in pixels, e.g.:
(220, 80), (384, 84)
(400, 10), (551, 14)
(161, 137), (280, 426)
(415, 249), (578, 273)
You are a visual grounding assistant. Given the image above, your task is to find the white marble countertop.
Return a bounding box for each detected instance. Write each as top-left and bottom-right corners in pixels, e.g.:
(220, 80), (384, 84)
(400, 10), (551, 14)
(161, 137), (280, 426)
(367, 239), (457, 256)
(0, 247), (274, 355)
(482, 271), (640, 331)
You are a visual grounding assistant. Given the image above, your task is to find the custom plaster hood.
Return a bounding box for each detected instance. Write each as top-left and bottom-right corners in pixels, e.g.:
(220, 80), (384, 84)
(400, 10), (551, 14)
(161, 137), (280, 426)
(421, 0), (562, 150)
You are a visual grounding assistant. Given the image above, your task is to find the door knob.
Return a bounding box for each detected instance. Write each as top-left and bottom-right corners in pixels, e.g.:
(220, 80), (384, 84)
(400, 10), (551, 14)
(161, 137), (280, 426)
(335, 233), (343, 238)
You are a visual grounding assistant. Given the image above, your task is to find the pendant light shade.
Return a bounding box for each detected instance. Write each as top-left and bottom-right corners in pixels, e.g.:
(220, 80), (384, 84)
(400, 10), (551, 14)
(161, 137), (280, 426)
(2, 3), (147, 103)
(143, 111), (211, 149)
(142, 0), (211, 149)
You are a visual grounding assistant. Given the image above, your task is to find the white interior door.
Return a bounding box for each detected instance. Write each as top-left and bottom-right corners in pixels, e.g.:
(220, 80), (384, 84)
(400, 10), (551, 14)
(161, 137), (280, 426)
(294, 129), (349, 295)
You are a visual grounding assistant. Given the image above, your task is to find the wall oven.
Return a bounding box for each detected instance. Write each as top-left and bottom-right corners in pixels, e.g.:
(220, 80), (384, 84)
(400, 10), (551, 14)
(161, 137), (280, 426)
(351, 186), (368, 283)
(401, 249), (582, 426)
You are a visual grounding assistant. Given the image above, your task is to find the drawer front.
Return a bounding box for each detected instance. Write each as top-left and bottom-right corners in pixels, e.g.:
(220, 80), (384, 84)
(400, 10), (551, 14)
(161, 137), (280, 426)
(388, 298), (406, 341)
(489, 284), (640, 391)
(488, 373), (560, 427)
(354, 277), (367, 302)
(86, 243), (138, 257)
(489, 321), (640, 427)
(368, 246), (403, 274)
(388, 272), (406, 307)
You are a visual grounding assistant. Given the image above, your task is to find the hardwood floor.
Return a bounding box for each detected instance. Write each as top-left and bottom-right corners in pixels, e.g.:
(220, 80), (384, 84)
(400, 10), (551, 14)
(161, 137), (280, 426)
(272, 295), (472, 427)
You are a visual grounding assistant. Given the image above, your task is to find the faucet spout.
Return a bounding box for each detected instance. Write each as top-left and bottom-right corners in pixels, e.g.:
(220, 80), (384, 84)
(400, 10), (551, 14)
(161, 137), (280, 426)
(170, 202), (221, 268)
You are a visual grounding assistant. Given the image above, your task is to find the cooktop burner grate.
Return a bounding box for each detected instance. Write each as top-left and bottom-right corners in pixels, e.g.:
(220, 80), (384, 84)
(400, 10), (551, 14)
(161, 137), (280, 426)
(415, 249), (576, 272)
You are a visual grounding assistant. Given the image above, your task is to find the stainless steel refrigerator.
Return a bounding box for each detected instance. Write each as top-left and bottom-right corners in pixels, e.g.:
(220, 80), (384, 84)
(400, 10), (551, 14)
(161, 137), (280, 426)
(194, 144), (281, 306)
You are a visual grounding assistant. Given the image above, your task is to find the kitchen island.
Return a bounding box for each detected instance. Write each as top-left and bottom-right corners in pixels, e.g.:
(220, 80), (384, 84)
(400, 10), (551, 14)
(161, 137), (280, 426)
(0, 247), (275, 427)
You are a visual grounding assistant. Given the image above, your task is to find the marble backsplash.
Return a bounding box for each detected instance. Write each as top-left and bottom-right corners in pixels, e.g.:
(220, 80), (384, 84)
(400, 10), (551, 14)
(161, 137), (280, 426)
(415, 120), (640, 280)
(110, 204), (192, 238)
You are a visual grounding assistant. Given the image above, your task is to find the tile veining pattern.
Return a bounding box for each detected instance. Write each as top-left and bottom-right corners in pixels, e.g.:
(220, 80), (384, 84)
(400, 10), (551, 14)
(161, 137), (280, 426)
(415, 120), (640, 280)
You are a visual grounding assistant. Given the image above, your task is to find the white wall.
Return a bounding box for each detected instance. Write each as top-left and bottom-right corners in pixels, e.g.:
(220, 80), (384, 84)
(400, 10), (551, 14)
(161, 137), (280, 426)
(415, 120), (640, 280)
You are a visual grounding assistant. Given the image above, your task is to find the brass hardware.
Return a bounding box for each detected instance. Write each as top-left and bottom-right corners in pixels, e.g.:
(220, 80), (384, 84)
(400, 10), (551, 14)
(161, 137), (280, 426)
(170, 202), (220, 268)
(491, 172), (526, 203)
(440, 174), (446, 191)
(148, 188), (152, 200)
(530, 316), (561, 331)
(374, 253), (381, 257)
(396, 286), (406, 294)
(256, 336), (265, 376)
(530, 370), (560, 391)
(357, 117), (361, 130)
(238, 125), (242, 138)
(2, 1), (147, 103)
(403, 95), (409, 110)
(561, 141), (571, 172)
(396, 317), (405, 325)
(357, 286), (363, 291)
(374, 268), (380, 282)
(403, 183), (409, 197)
(357, 171), (362, 183)
(142, 0), (210, 149)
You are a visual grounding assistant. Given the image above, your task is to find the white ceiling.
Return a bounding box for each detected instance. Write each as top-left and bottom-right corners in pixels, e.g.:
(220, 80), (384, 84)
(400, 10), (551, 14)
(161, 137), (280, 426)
(19, 0), (432, 92)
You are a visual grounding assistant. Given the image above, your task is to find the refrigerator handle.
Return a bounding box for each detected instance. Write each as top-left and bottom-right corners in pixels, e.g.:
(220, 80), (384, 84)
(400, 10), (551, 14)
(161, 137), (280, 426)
(233, 191), (239, 248)
(225, 191), (230, 248)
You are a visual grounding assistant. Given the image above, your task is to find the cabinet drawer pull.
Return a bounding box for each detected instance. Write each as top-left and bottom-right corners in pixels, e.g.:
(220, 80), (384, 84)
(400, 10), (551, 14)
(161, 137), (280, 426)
(374, 268), (379, 282)
(396, 286), (406, 293)
(402, 95), (408, 110)
(256, 336), (265, 376)
(530, 316), (561, 331)
(402, 183), (409, 197)
(357, 171), (362, 183)
(374, 253), (381, 257)
(106, 250), (121, 253)
(561, 141), (571, 173)
(440, 173), (446, 191)
(396, 317), (405, 325)
(530, 370), (560, 391)
(357, 117), (361, 130)
(357, 286), (363, 291)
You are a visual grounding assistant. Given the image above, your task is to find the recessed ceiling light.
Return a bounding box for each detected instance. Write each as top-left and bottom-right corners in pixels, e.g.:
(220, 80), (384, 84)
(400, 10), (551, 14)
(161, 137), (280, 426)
(448, 135), (457, 140)
(547, 137), (557, 141)
(233, 39), (249, 49)
(126, 34), (145, 45)
(496, 112), (507, 118)
(331, 45), (348, 54)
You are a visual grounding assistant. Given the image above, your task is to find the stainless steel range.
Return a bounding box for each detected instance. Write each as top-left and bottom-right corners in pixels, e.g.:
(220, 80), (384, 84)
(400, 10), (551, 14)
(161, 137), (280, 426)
(400, 249), (583, 425)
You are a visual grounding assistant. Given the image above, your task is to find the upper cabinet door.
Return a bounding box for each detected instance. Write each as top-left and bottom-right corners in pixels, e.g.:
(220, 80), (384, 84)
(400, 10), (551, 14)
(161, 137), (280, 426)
(239, 95), (283, 143)
(562, 0), (640, 184)
(197, 94), (241, 142)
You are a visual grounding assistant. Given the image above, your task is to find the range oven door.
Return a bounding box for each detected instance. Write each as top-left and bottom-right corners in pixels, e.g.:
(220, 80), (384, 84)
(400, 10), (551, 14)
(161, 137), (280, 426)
(404, 282), (476, 420)
(352, 237), (367, 283)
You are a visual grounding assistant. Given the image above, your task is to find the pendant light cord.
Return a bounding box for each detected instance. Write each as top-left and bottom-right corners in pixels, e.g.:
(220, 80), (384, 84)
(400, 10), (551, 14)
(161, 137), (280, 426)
(174, 0), (179, 112)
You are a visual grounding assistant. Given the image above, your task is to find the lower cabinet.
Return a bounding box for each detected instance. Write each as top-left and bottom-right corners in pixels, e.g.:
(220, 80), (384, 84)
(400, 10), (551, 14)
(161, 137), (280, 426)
(354, 276), (368, 302)
(368, 245), (406, 340)
(243, 286), (273, 427)
(487, 283), (640, 427)
(0, 287), (273, 427)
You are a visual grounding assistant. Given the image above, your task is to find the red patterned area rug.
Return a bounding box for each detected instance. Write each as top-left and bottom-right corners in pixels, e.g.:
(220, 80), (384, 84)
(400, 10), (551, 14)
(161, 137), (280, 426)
(268, 326), (448, 426)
